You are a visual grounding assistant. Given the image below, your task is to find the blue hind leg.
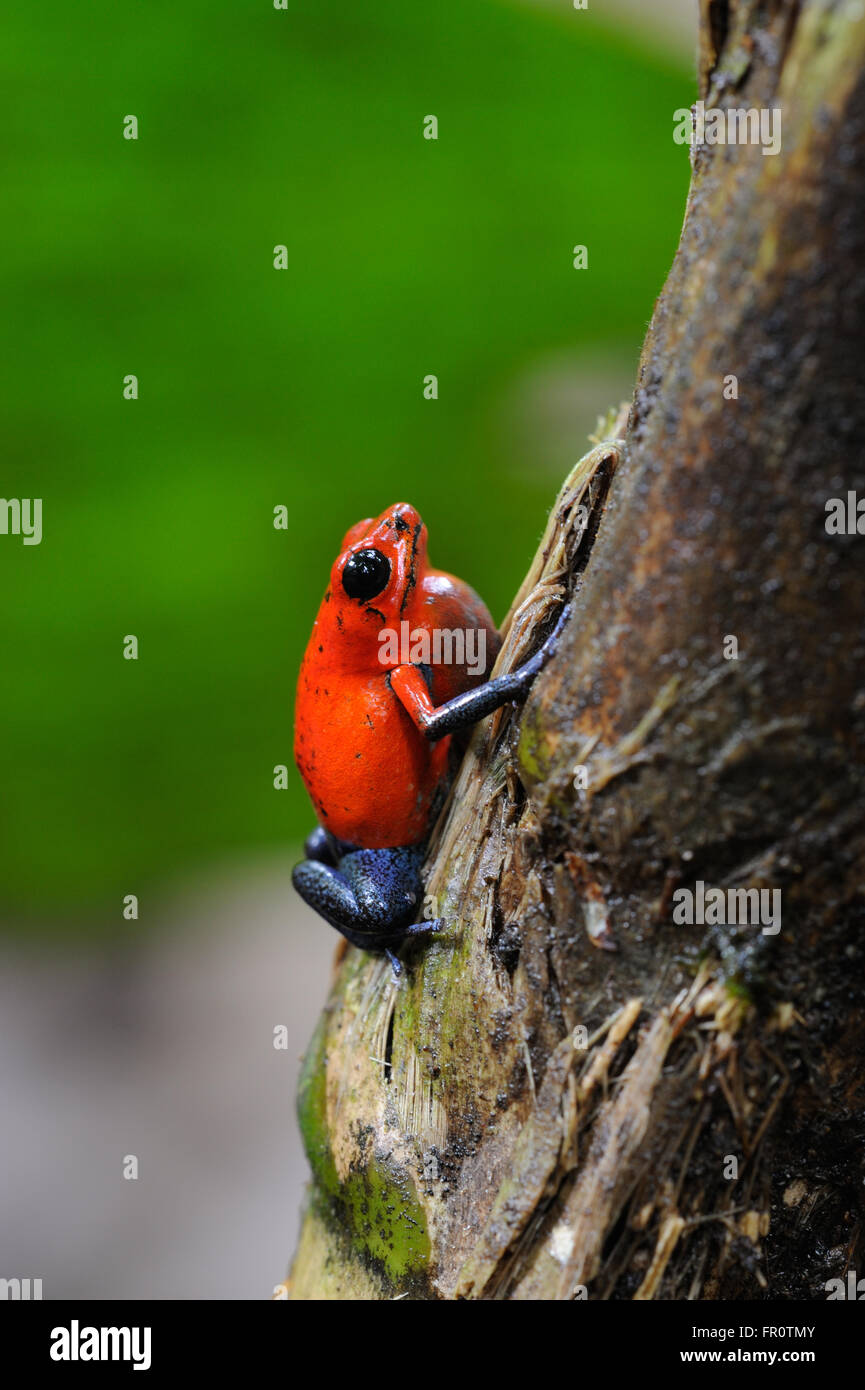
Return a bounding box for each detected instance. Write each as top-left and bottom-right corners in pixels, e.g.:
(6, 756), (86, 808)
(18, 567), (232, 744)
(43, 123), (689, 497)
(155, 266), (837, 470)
(292, 843), (444, 973)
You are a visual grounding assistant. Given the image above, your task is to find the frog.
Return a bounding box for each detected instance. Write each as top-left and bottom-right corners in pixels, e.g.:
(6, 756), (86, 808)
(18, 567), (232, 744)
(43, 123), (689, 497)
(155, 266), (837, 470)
(293, 502), (567, 974)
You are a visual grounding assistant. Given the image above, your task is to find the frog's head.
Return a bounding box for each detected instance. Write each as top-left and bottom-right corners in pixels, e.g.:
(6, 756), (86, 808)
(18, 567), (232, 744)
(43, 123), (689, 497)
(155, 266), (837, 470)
(324, 503), (428, 656)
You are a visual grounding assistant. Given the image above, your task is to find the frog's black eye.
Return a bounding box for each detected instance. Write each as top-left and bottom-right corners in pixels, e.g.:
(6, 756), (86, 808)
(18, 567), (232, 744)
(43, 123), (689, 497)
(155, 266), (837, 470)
(342, 547), (391, 601)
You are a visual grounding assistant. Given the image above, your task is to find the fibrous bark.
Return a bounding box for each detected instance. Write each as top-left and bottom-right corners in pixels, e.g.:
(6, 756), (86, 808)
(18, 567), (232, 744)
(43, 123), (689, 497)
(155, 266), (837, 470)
(288, 0), (865, 1300)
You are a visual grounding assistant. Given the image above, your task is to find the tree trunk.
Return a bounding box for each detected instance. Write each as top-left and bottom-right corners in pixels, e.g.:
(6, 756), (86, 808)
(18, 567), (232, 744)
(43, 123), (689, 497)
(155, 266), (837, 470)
(287, 0), (865, 1300)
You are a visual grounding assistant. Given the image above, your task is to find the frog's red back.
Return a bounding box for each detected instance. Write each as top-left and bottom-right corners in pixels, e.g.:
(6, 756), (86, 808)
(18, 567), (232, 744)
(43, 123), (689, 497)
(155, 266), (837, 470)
(294, 503), (500, 848)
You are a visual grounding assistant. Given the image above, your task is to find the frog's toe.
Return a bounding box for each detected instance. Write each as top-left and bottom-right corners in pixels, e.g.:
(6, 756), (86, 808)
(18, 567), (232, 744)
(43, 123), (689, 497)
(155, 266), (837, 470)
(402, 918), (445, 938)
(385, 948), (403, 978)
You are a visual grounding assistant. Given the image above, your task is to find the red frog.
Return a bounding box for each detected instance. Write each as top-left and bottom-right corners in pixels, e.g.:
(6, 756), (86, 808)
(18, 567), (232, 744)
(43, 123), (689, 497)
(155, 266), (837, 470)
(293, 503), (566, 973)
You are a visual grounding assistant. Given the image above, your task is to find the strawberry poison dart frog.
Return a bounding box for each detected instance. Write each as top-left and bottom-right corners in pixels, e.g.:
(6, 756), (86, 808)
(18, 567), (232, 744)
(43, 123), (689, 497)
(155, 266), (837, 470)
(293, 503), (566, 973)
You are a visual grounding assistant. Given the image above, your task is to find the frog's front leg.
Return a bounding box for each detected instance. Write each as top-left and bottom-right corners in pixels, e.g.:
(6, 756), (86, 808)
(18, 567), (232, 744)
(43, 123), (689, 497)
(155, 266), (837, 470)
(292, 844), (443, 974)
(389, 602), (571, 741)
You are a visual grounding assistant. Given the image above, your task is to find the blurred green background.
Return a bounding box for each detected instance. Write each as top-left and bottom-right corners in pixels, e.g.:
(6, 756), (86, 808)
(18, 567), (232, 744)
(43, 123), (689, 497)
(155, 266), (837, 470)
(1, 0), (691, 929)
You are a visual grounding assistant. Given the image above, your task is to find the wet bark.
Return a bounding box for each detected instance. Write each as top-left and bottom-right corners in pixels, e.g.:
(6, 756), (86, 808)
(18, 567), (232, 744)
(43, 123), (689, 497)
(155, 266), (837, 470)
(287, 0), (865, 1300)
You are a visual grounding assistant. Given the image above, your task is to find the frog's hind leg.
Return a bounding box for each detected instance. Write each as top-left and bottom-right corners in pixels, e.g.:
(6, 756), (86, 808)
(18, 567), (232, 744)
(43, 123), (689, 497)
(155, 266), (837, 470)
(292, 845), (424, 936)
(381, 918), (445, 976)
(303, 826), (359, 867)
(303, 826), (335, 864)
(292, 845), (443, 970)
